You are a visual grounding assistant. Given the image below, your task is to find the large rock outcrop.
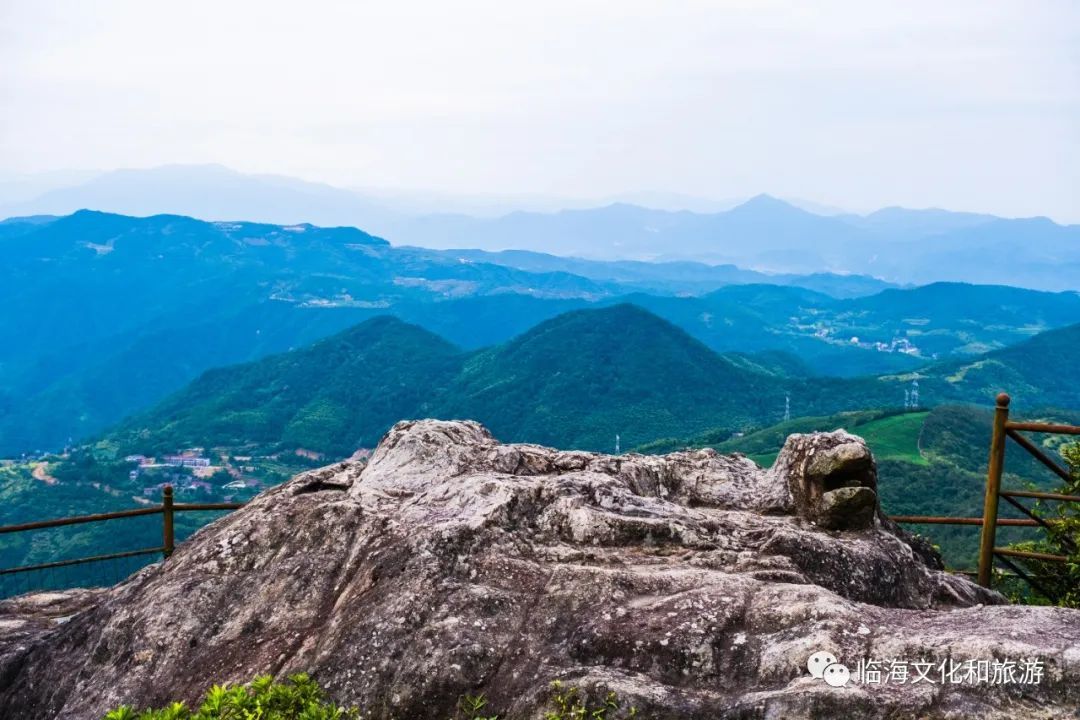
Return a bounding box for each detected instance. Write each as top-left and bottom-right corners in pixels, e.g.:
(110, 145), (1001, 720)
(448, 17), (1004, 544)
(1, 420), (1078, 718)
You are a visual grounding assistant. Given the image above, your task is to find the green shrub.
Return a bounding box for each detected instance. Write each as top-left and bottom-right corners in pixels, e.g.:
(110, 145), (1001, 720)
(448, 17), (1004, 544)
(103, 673), (358, 720)
(105, 675), (643, 720)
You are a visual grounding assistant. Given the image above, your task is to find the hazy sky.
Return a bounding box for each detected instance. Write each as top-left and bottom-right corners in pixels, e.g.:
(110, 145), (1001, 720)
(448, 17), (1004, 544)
(1, 1), (1077, 221)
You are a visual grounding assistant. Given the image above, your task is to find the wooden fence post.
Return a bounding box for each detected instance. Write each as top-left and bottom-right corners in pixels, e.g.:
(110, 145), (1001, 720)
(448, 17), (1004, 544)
(977, 393), (1010, 587)
(162, 485), (175, 559)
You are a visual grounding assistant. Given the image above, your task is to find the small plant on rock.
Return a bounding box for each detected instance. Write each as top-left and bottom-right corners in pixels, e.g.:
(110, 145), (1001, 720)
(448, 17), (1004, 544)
(453, 693), (500, 720)
(103, 673), (358, 720)
(542, 680), (638, 720)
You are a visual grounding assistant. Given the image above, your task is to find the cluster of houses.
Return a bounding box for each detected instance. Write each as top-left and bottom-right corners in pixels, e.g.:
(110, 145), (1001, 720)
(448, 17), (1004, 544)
(805, 323), (924, 357)
(126, 450), (226, 495)
(124, 452), (211, 469)
(120, 446), (376, 501)
(847, 335), (921, 355)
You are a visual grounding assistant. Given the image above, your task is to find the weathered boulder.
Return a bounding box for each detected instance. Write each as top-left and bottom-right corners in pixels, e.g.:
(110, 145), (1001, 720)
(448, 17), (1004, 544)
(0, 420), (1077, 719)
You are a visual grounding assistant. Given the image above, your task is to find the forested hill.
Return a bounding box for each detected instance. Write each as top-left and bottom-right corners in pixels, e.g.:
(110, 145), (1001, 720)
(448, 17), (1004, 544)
(107, 306), (797, 455)
(917, 322), (1080, 411)
(425, 304), (785, 449)
(108, 317), (464, 458)
(101, 306), (1080, 458)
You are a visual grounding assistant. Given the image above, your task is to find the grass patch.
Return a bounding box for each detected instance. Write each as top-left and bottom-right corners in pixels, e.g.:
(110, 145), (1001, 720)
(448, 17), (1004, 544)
(855, 411), (929, 465)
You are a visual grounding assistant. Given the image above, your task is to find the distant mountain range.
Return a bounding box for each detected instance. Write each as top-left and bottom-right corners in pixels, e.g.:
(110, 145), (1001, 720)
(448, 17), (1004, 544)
(0, 165), (404, 234)
(438, 249), (895, 298)
(0, 165), (838, 226)
(3, 164), (1077, 290)
(103, 305), (1080, 457)
(2, 210), (1079, 456)
(398, 196), (1080, 290)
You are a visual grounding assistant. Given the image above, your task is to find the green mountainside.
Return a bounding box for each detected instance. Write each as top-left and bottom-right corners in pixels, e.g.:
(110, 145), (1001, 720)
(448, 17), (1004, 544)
(4, 211), (1080, 456)
(429, 304), (783, 450)
(830, 283), (1080, 356)
(109, 305), (795, 456)
(923, 323), (1080, 410)
(109, 317), (464, 458)
(101, 307), (1080, 459)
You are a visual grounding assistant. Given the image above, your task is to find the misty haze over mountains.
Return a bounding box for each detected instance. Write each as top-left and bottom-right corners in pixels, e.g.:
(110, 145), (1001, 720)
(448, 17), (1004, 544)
(3, 164), (1078, 291)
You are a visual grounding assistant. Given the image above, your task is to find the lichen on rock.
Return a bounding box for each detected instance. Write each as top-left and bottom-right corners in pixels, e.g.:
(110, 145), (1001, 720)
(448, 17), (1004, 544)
(0, 419), (1077, 719)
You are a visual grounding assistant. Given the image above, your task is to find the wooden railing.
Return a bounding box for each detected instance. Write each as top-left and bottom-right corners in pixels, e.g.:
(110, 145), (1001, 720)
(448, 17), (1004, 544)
(891, 393), (1078, 599)
(0, 486), (243, 584)
(976, 393), (1078, 595)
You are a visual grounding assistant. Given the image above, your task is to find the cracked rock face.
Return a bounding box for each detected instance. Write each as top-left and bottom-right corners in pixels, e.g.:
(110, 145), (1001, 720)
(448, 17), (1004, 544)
(1, 420), (1078, 719)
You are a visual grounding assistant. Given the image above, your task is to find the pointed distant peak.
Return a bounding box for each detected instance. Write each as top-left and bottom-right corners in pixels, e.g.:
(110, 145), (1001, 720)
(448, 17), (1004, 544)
(730, 193), (803, 213)
(338, 314), (411, 338)
(748, 192), (783, 204)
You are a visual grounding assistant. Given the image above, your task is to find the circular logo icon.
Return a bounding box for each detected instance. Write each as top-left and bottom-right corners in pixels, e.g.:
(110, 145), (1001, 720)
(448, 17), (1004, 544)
(807, 650), (838, 679)
(823, 662), (851, 687)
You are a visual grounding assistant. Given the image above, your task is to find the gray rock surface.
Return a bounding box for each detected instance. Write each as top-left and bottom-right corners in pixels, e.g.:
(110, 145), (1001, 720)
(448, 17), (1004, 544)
(0, 420), (1077, 718)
